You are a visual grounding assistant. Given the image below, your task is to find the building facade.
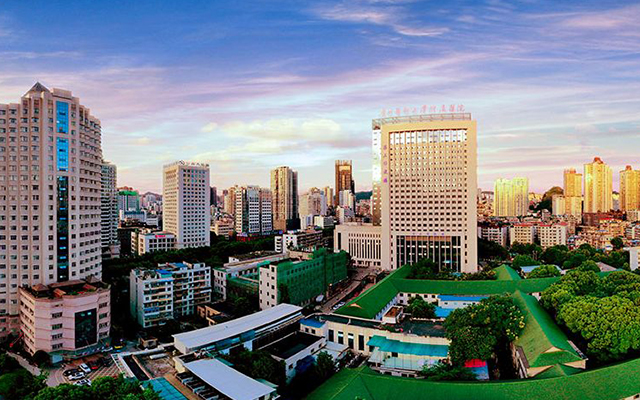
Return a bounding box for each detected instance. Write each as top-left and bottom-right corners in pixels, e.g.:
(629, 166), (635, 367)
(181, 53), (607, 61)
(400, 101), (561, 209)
(274, 229), (324, 253)
(494, 177), (529, 217)
(510, 223), (536, 245)
(131, 229), (177, 255)
(234, 185), (272, 235)
(538, 224), (568, 248)
(130, 262), (211, 328)
(271, 166), (300, 231)
(335, 160), (355, 205)
(101, 161), (119, 258)
(0, 83), (104, 340)
(334, 223), (382, 268)
(163, 161), (211, 249)
(376, 113), (478, 272)
(584, 157), (612, 213)
(620, 165), (640, 212)
(19, 279), (110, 357)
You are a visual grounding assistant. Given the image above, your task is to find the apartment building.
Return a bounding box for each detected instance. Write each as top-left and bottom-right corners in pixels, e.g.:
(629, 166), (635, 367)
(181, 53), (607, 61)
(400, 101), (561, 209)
(375, 113), (478, 272)
(477, 224), (509, 247)
(163, 161), (211, 249)
(271, 166), (299, 231)
(510, 224), (536, 245)
(274, 229), (324, 253)
(101, 161), (119, 258)
(234, 185), (272, 235)
(494, 177), (529, 217)
(584, 157), (612, 213)
(538, 224), (568, 248)
(130, 262), (211, 328)
(334, 223), (382, 268)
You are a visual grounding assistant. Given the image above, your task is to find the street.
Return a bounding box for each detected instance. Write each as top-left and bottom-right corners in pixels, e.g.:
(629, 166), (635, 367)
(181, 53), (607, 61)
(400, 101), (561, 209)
(320, 266), (380, 313)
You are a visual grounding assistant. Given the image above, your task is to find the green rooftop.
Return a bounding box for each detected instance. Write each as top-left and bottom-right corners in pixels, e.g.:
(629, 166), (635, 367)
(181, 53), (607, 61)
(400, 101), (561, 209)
(335, 265), (559, 320)
(306, 360), (640, 400)
(511, 290), (583, 368)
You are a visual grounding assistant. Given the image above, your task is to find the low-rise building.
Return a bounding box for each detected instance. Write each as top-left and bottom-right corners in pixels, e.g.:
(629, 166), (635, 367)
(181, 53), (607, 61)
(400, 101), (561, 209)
(19, 279), (111, 359)
(538, 224), (568, 248)
(130, 262), (211, 328)
(510, 223), (536, 245)
(131, 229), (177, 255)
(274, 229), (324, 253)
(477, 224), (509, 247)
(212, 218), (235, 239)
(334, 223), (382, 268)
(259, 248), (348, 310)
(213, 251), (286, 300)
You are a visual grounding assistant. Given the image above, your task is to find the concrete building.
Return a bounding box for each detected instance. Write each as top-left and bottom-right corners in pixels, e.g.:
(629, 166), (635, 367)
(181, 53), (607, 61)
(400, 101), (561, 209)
(212, 251), (286, 300)
(130, 262), (211, 328)
(271, 166), (300, 231)
(212, 217), (235, 239)
(259, 249), (348, 309)
(0, 83), (103, 339)
(314, 215), (334, 229)
(477, 224), (509, 247)
(224, 186), (237, 216)
(584, 157), (613, 213)
(19, 279), (110, 358)
(563, 168), (583, 216)
(234, 185), (272, 235)
(101, 161), (119, 258)
(510, 224), (536, 245)
(323, 186), (334, 208)
(163, 161), (211, 249)
(334, 223), (382, 268)
(375, 113), (478, 272)
(338, 189), (356, 210)
(274, 229), (324, 253)
(494, 177), (530, 217)
(131, 229), (177, 255)
(620, 165), (640, 212)
(538, 224), (568, 248)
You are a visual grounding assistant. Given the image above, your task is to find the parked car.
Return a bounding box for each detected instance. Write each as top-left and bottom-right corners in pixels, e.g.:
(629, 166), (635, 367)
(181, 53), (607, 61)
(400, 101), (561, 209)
(69, 372), (86, 381)
(63, 368), (80, 377)
(101, 346), (113, 353)
(75, 378), (92, 386)
(99, 357), (113, 367)
(87, 361), (99, 370)
(78, 363), (91, 374)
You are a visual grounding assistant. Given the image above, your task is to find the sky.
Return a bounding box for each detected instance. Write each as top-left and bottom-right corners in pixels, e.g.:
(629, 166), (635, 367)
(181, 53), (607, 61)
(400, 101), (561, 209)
(1, 0), (640, 194)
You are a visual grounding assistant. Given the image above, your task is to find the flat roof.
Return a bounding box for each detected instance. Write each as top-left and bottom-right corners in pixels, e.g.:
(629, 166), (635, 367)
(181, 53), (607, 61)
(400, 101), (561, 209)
(173, 304), (302, 353)
(185, 358), (275, 400)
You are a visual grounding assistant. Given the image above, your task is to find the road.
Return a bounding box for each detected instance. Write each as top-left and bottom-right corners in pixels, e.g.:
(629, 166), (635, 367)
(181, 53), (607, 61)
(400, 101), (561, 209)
(321, 266), (380, 313)
(47, 357), (122, 387)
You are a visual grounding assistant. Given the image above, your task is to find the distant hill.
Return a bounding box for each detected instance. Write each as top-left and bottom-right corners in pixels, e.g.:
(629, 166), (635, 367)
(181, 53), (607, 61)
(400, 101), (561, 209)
(356, 191), (372, 201)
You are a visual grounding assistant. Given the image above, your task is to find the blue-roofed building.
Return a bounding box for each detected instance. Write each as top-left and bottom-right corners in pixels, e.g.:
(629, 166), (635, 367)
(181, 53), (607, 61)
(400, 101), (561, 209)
(367, 335), (449, 376)
(142, 378), (188, 400)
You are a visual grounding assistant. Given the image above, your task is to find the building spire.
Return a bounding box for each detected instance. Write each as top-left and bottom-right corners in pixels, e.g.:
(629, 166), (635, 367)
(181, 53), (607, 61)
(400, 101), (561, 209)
(27, 82), (49, 94)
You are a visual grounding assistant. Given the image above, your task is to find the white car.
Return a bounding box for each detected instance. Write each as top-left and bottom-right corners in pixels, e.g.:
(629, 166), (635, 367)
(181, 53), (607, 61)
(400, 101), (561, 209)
(75, 378), (92, 386)
(69, 372), (86, 381)
(78, 363), (91, 374)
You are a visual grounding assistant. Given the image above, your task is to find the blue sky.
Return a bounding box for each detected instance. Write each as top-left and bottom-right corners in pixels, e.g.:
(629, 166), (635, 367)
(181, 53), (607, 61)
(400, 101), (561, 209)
(1, 0), (640, 193)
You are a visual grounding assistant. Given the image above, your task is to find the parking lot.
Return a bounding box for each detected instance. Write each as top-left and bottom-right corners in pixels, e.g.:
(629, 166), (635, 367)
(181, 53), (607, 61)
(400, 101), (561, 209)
(47, 353), (122, 387)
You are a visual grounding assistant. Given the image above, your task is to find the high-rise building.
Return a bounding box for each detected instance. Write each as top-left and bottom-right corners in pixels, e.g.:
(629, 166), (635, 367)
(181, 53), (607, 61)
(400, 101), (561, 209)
(494, 177), (529, 217)
(224, 186), (237, 216)
(163, 161), (211, 249)
(0, 83), (109, 353)
(372, 128), (382, 226)
(335, 160), (355, 205)
(323, 186), (334, 207)
(234, 185), (272, 235)
(270, 166), (299, 231)
(564, 168), (582, 197)
(299, 187), (327, 219)
(210, 186), (217, 207)
(117, 188), (140, 220)
(101, 161), (119, 258)
(376, 113), (477, 272)
(584, 157), (613, 213)
(620, 165), (640, 212)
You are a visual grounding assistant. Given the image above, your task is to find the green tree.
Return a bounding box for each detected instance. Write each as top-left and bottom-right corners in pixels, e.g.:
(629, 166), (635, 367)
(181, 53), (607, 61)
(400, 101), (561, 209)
(527, 264), (561, 279)
(541, 245), (569, 266)
(478, 238), (509, 261)
(419, 362), (477, 381)
(562, 252), (588, 270)
(576, 260), (600, 273)
(406, 258), (440, 279)
(511, 254), (537, 270)
(32, 350), (50, 368)
(611, 236), (624, 251)
(406, 296), (436, 319)
(315, 351), (336, 381)
(444, 296), (525, 365)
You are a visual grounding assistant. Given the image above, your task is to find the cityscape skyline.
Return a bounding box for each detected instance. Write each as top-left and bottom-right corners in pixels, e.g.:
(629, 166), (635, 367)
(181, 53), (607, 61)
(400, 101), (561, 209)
(1, 1), (640, 193)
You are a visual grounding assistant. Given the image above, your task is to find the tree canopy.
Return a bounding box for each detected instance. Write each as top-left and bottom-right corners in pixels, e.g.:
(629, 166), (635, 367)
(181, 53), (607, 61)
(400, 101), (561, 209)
(32, 375), (159, 400)
(527, 264), (561, 279)
(444, 296), (525, 365)
(406, 296), (436, 319)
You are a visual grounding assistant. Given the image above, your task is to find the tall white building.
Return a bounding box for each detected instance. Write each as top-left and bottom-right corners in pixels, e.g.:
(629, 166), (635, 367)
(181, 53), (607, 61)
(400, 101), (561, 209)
(101, 161), (119, 258)
(0, 83), (107, 346)
(163, 161), (211, 249)
(375, 113), (478, 272)
(235, 185), (272, 235)
(299, 188), (327, 220)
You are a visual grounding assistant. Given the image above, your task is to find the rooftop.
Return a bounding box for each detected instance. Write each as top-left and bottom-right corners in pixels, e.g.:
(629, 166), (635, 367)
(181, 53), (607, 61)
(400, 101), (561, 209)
(263, 331), (323, 360)
(307, 361), (640, 400)
(23, 278), (108, 299)
(173, 303), (302, 354)
(184, 358), (275, 400)
(372, 113), (472, 129)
